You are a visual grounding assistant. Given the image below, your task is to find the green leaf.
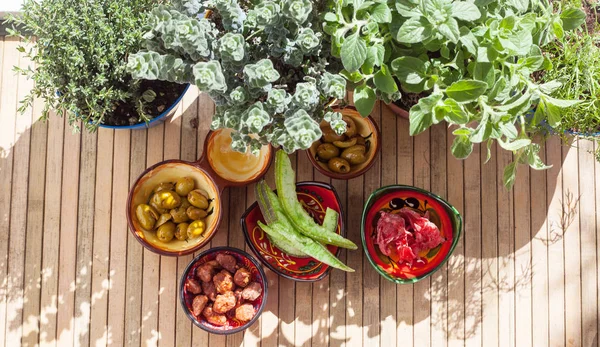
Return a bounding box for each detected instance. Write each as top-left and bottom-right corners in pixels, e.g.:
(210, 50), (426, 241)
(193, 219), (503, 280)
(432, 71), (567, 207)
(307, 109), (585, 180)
(451, 2), (481, 21)
(443, 98), (469, 124)
(408, 93), (443, 135)
(354, 84), (377, 116)
(396, 17), (433, 43)
(552, 18), (565, 40)
(544, 100), (562, 127)
(324, 12), (338, 22)
(445, 80), (488, 102)
(373, 64), (398, 94)
(391, 56), (427, 84)
(341, 33), (368, 72)
(473, 62), (495, 86)
(508, 30), (532, 55)
(370, 3), (392, 23)
(524, 145), (552, 170)
(503, 161), (517, 190)
(521, 55), (544, 72)
(362, 44), (385, 74)
(543, 95), (580, 108)
(459, 27), (478, 55)
(453, 127), (473, 136)
(470, 121), (492, 143)
(488, 76), (507, 101)
(498, 121), (518, 140)
(561, 8), (587, 31)
(499, 138), (531, 151)
(438, 17), (460, 43)
(340, 69), (364, 83)
(451, 135), (473, 159)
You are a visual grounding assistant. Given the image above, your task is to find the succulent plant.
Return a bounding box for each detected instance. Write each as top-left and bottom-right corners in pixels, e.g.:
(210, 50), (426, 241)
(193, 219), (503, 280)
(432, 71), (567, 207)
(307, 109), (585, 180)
(128, 1), (346, 153)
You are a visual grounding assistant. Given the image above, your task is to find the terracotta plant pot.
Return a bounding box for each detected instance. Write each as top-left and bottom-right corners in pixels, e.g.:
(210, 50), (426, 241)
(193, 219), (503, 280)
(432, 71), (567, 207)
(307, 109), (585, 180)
(385, 101), (410, 120)
(126, 129), (273, 256)
(307, 105), (381, 180)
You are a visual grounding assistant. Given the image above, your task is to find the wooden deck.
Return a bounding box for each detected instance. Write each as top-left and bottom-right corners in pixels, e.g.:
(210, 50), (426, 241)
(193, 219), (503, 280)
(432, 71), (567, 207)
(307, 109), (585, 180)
(1, 36), (599, 347)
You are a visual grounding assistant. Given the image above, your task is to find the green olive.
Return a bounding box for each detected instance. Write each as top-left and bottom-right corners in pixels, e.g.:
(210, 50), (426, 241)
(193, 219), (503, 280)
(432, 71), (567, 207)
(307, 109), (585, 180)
(188, 190), (209, 209)
(187, 220), (206, 239)
(156, 213), (172, 228)
(341, 145), (368, 165)
(180, 197), (191, 210)
(170, 207), (190, 223)
(175, 223), (189, 241)
(353, 135), (366, 146)
(316, 143), (340, 161)
(187, 206), (208, 220)
(135, 204), (158, 230)
(153, 182), (175, 193)
(328, 157), (351, 174)
(333, 137), (357, 149)
(151, 190), (181, 209)
(156, 222), (175, 242)
(175, 177), (195, 196)
(342, 116), (357, 137)
(150, 200), (169, 214)
(320, 124), (346, 143)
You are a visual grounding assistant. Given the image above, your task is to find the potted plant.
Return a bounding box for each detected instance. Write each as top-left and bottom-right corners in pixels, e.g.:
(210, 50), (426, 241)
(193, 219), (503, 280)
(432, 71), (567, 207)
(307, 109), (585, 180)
(538, 1), (600, 161)
(6, 0), (189, 131)
(323, 0), (585, 188)
(127, 0), (349, 154)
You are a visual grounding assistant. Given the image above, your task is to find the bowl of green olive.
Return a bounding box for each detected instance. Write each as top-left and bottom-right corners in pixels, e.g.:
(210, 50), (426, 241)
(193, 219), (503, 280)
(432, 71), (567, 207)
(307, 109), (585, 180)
(127, 129), (273, 256)
(307, 106), (380, 180)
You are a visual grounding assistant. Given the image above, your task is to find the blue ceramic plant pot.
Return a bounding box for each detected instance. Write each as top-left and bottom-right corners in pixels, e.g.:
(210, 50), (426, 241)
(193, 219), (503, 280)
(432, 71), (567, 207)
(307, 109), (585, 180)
(98, 83), (190, 130)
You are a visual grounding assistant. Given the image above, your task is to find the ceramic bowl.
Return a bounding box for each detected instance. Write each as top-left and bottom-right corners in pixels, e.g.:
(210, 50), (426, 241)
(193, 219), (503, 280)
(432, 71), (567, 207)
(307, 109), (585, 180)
(179, 247), (268, 334)
(307, 106), (380, 180)
(126, 129), (272, 256)
(361, 185), (462, 284)
(241, 181), (345, 282)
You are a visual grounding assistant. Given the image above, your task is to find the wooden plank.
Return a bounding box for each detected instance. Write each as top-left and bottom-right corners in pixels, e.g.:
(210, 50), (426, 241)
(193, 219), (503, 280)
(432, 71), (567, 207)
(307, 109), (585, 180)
(562, 139), (581, 347)
(124, 128), (147, 347)
(89, 129), (114, 347)
(0, 36), (17, 347)
(243, 180), (261, 347)
(513, 161), (532, 347)
(379, 104), (397, 347)
(107, 130), (131, 346)
(55, 120), (81, 347)
(430, 123), (447, 347)
(481, 140), (498, 347)
(413, 125), (431, 347)
(39, 114), (66, 347)
(74, 128), (97, 347)
(175, 86), (198, 347)
(157, 106), (182, 347)
(578, 139), (597, 346)
(463, 143), (481, 347)
(5, 37), (32, 347)
(396, 116), (413, 346)
(596, 141), (600, 347)
(446, 129), (464, 347)
(530, 141), (549, 347)
(496, 144), (514, 347)
(21, 97), (48, 347)
(545, 136), (564, 347)
(141, 124), (164, 347)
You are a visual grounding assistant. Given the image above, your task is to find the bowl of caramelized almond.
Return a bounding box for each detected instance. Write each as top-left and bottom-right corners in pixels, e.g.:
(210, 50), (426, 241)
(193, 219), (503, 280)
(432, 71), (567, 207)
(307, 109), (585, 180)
(180, 246), (268, 334)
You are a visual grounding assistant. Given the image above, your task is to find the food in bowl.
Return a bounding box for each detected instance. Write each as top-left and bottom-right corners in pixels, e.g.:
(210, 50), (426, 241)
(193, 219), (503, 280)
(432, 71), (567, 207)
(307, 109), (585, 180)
(375, 209), (445, 266)
(134, 176), (213, 243)
(315, 116), (372, 174)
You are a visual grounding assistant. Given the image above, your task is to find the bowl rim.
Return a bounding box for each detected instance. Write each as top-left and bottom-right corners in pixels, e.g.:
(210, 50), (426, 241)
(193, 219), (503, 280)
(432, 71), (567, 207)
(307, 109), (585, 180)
(240, 181), (345, 282)
(126, 159), (222, 256)
(306, 105), (381, 180)
(361, 184), (463, 284)
(178, 246), (268, 335)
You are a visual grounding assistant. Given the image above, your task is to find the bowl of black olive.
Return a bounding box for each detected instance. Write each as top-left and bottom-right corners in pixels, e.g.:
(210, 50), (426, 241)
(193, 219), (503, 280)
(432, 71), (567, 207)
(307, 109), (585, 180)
(307, 106), (380, 180)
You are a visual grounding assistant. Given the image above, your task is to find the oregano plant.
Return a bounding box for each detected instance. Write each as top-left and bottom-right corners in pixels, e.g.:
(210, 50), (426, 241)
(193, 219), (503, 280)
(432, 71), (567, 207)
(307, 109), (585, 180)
(324, 0), (586, 188)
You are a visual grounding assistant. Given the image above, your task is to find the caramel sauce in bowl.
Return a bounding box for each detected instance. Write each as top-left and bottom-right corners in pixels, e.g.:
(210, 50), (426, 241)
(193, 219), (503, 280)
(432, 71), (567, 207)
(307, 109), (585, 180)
(127, 161), (222, 256)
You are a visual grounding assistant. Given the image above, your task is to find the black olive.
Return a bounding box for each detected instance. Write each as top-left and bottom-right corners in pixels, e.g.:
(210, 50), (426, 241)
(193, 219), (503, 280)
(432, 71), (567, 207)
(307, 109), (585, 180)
(389, 198), (406, 210)
(405, 198), (419, 208)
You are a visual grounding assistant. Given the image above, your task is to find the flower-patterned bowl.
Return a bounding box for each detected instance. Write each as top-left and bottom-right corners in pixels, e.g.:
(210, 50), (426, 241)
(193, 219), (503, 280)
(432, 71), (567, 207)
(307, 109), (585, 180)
(361, 185), (462, 284)
(241, 181), (345, 282)
(179, 246), (268, 334)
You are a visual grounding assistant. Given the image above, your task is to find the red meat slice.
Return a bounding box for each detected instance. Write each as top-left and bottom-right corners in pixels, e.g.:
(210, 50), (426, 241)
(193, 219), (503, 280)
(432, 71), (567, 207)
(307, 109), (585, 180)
(375, 208), (444, 265)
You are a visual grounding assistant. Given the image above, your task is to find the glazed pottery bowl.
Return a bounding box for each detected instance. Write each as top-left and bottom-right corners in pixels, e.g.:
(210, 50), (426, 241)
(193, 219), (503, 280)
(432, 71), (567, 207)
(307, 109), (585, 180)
(361, 185), (462, 284)
(307, 106), (380, 180)
(127, 161), (222, 256)
(241, 181), (344, 282)
(180, 247), (268, 334)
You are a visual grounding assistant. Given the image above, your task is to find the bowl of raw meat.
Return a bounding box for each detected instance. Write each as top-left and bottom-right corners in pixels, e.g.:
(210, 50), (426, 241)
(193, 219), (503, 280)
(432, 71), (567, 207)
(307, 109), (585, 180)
(179, 246), (267, 334)
(361, 185), (462, 284)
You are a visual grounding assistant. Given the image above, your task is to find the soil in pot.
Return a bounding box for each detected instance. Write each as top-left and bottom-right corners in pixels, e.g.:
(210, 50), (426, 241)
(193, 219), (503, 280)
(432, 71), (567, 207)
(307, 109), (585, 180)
(104, 80), (187, 127)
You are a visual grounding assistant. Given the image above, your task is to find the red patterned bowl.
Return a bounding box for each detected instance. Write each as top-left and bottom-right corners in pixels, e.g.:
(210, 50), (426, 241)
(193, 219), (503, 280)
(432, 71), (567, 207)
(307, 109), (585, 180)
(241, 182), (344, 282)
(361, 185), (462, 284)
(179, 247), (268, 334)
